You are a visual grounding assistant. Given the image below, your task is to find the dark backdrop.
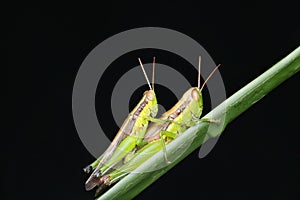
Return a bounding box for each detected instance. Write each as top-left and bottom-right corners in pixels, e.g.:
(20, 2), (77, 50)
(6, 1), (300, 199)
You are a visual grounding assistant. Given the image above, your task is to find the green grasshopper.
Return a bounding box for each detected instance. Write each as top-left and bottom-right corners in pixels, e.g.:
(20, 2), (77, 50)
(96, 57), (221, 191)
(84, 58), (158, 191)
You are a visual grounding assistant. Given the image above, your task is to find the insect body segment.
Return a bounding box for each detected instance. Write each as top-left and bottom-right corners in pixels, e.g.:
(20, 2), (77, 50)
(97, 90), (158, 173)
(84, 58), (158, 191)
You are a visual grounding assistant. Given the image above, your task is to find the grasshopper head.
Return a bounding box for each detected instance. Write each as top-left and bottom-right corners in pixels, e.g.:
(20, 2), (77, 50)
(186, 87), (203, 118)
(191, 87), (202, 101)
(144, 90), (158, 117)
(182, 87), (203, 103)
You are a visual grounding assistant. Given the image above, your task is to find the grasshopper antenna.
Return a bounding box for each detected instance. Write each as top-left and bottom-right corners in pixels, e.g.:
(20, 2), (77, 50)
(138, 58), (152, 90)
(152, 57), (155, 91)
(198, 56), (201, 88)
(200, 64), (221, 91)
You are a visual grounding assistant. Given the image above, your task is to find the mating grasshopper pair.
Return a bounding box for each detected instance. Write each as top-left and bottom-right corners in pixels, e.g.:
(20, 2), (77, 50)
(84, 57), (220, 196)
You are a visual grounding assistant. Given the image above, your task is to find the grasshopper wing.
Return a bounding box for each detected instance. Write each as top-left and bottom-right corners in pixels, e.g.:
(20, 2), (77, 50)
(85, 115), (135, 190)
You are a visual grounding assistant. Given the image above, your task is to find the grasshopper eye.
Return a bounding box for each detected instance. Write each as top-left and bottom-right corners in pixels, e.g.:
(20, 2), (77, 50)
(191, 89), (200, 101)
(145, 91), (154, 101)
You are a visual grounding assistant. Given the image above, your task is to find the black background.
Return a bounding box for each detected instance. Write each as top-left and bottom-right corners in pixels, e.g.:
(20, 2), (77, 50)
(6, 1), (300, 199)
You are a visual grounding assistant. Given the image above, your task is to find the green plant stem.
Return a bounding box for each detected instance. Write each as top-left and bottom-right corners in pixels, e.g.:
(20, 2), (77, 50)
(97, 46), (300, 200)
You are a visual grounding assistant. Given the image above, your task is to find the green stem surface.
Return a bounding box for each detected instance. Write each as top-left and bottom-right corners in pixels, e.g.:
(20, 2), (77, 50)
(97, 46), (300, 200)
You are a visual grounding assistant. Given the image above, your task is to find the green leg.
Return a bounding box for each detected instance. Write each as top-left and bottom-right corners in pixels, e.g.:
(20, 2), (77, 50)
(159, 130), (177, 164)
(97, 136), (138, 176)
(107, 141), (163, 186)
(123, 148), (137, 164)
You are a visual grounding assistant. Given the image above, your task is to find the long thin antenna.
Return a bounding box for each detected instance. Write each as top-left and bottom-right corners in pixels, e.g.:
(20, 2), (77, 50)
(138, 58), (152, 90)
(152, 57), (155, 91)
(198, 56), (201, 88)
(200, 64), (221, 91)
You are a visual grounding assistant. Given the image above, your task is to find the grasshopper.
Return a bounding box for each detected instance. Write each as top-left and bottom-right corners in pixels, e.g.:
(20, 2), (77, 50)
(84, 58), (158, 191)
(96, 57), (221, 191)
